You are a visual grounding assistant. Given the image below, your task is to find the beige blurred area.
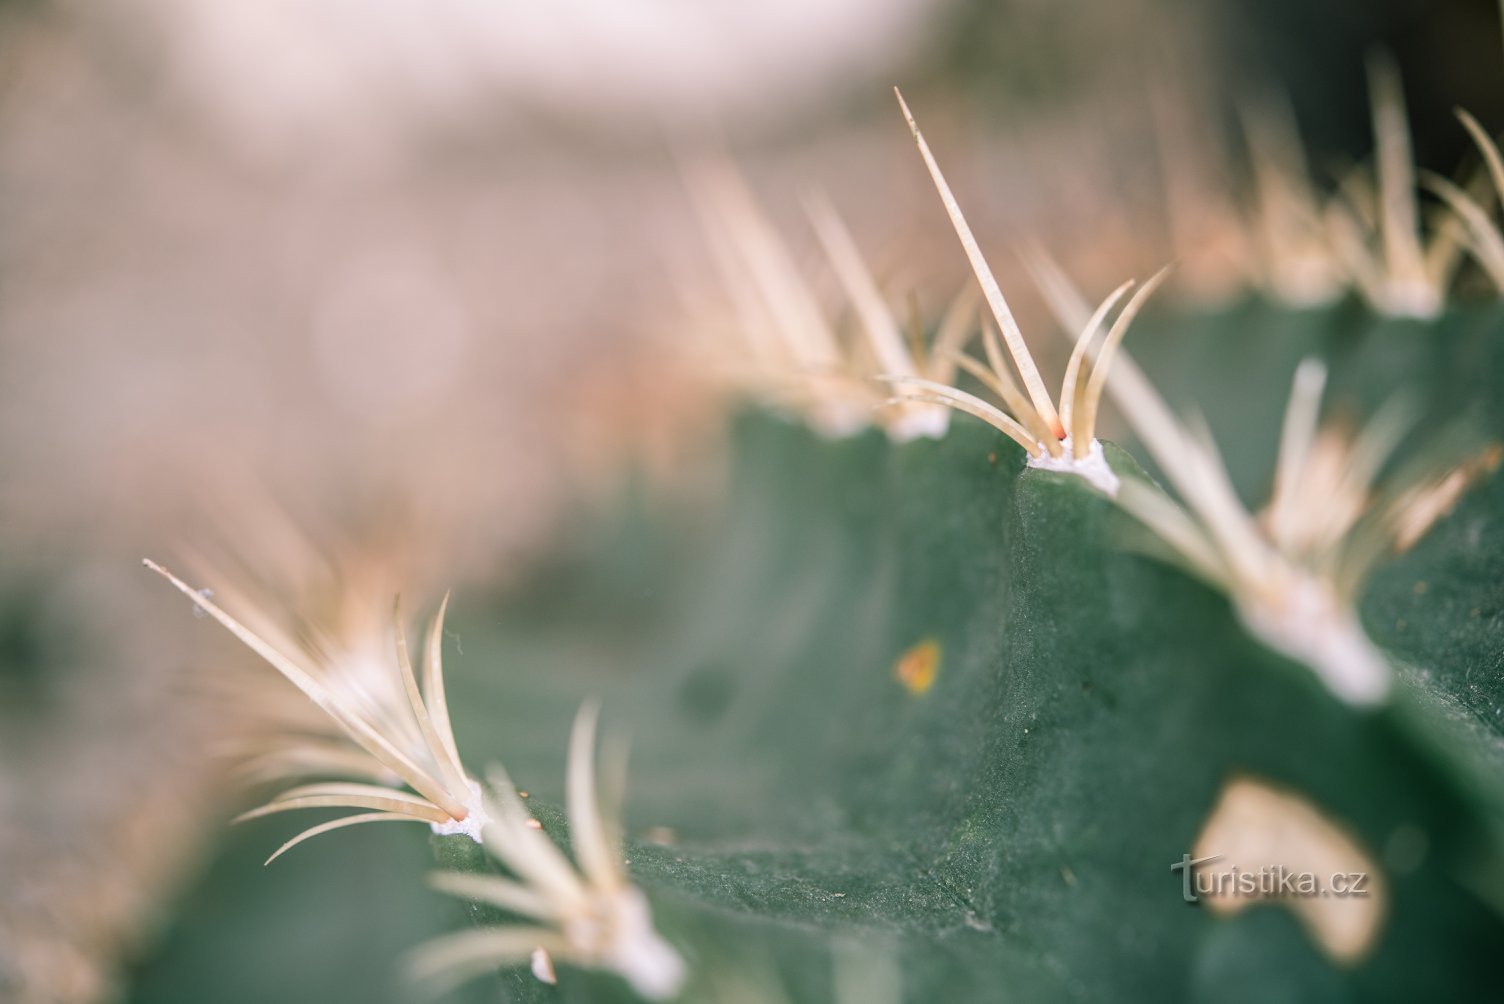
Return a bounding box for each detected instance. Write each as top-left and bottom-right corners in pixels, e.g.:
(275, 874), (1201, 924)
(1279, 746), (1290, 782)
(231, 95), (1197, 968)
(0, 0), (1208, 999)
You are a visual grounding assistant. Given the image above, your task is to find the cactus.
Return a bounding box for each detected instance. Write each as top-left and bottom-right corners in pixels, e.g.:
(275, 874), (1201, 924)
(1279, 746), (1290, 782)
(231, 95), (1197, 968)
(128, 89), (1504, 1004)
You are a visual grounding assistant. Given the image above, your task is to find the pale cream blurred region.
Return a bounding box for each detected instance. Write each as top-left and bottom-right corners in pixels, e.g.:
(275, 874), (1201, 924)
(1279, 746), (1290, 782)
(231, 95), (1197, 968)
(0, 0), (966, 539)
(0, 0), (1203, 999)
(154, 0), (940, 155)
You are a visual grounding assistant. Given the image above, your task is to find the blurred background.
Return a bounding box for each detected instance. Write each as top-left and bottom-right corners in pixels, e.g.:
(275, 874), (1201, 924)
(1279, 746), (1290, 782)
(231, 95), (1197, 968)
(1, 0), (1501, 1000)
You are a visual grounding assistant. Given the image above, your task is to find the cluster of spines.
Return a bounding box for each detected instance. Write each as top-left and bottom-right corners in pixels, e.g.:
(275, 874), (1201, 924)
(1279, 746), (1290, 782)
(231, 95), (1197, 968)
(144, 560), (685, 999)
(1173, 56), (1504, 316)
(700, 89), (1500, 707)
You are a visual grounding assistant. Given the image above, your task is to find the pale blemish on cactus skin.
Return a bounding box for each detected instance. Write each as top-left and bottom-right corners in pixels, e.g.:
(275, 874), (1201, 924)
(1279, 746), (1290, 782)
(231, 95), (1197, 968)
(1191, 776), (1386, 965)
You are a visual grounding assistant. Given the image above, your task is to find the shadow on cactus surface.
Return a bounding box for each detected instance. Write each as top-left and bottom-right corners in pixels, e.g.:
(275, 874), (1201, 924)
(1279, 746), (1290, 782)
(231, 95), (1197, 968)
(127, 302), (1504, 1002)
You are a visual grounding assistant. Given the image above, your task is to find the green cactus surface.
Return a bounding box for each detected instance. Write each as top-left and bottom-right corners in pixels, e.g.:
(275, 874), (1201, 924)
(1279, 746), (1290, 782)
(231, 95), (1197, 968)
(125, 302), (1504, 1003)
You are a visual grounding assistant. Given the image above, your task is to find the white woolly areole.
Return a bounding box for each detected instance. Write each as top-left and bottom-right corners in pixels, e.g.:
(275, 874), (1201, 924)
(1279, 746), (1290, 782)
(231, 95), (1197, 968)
(1377, 279), (1443, 321)
(430, 779), (491, 843)
(885, 403), (951, 443)
(587, 886), (686, 1001)
(806, 398), (872, 440)
(1237, 577), (1392, 707)
(1026, 436), (1120, 497)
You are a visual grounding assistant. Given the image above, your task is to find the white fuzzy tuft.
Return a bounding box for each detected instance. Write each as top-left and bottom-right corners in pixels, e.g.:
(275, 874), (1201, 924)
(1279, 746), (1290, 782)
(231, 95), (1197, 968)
(1377, 281), (1443, 320)
(600, 887), (687, 1001)
(1026, 436), (1121, 497)
(885, 404), (951, 443)
(430, 780), (491, 843)
(1237, 577), (1392, 706)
